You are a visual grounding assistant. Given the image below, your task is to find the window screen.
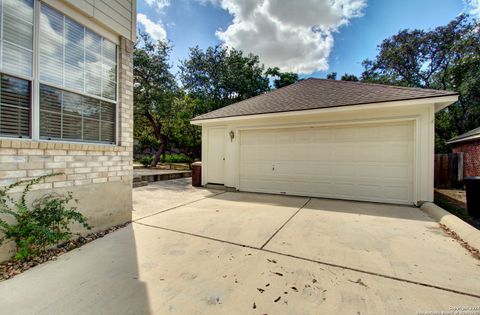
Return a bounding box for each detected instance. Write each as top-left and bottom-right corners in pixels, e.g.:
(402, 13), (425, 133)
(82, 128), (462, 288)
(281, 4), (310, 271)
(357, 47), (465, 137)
(39, 4), (117, 101)
(0, 0), (34, 77)
(40, 85), (115, 143)
(0, 74), (31, 137)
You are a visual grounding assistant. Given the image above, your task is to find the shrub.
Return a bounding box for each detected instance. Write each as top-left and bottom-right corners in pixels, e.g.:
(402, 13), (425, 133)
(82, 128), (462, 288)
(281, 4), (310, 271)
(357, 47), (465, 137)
(139, 155), (154, 167)
(138, 132), (160, 152)
(162, 153), (192, 163)
(0, 175), (91, 261)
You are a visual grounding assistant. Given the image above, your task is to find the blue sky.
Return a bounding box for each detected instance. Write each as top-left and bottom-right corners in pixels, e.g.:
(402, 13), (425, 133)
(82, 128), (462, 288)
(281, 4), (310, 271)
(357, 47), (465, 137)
(137, 0), (477, 78)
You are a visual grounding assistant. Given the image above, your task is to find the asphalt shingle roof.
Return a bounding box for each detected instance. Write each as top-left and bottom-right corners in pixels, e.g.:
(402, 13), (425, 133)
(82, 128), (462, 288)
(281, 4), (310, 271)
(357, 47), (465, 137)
(448, 126), (480, 144)
(192, 78), (458, 121)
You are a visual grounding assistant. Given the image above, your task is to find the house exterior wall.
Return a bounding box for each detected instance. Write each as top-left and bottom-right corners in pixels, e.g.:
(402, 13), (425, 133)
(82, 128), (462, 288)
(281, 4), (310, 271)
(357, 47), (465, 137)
(0, 1), (135, 261)
(452, 140), (480, 177)
(44, 0), (136, 41)
(200, 102), (436, 205)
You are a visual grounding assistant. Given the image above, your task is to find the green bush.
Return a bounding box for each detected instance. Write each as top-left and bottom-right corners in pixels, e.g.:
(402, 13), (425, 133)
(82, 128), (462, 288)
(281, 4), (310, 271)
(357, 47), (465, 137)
(138, 132), (160, 151)
(0, 175), (91, 261)
(139, 155), (154, 167)
(162, 153), (191, 163)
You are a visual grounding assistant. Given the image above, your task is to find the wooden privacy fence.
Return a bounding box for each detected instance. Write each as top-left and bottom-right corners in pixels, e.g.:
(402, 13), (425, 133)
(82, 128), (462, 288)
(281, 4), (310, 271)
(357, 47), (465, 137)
(434, 153), (464, 189)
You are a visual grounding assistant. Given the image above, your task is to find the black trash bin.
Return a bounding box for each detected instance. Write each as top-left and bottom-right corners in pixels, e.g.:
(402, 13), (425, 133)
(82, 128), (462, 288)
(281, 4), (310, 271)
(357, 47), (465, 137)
(464, 176), (480, 218)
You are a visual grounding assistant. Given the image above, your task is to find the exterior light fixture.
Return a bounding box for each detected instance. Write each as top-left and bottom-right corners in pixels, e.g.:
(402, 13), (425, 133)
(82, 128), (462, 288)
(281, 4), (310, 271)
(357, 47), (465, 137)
(229, 130), (235, 141)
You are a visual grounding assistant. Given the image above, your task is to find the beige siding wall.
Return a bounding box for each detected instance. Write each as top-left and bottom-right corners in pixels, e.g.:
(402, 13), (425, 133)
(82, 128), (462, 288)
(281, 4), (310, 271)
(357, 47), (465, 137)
(44, 0), (136, 41)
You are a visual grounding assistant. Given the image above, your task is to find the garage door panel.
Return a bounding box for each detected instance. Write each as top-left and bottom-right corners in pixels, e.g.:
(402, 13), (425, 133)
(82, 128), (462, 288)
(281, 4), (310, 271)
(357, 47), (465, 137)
(239, 122), (414, 205)
(384, 186), (410, 202)
(333, 164), (356, 177)
(384, 143), (412, 162)
(240, 161), (272, 176)
(383, 124), (412, 139)
(334, 127), (357, 141)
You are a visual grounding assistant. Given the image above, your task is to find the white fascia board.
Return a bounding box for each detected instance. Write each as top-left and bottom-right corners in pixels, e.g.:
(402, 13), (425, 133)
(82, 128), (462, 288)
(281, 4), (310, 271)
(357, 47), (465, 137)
(191, 95), (458, 126)
(447, 133), (480, 145)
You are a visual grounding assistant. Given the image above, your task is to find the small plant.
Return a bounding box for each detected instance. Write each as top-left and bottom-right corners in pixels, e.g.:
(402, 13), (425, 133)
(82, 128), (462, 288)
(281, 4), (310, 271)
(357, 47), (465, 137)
(0, 175), (91, 261)
(139, 155), (154, 167)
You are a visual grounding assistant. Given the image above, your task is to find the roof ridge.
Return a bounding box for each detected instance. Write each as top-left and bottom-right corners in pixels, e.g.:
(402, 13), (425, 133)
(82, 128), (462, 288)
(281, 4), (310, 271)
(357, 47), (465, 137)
(307, 77), (456, 95)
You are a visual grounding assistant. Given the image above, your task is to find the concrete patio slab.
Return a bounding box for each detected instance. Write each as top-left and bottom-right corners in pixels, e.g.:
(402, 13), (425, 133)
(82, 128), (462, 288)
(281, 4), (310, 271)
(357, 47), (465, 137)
(132, 178), (222, 220)
(137, 192), (308, 248)
(264, 198), (480, 296)
(1, 223), (478, 315)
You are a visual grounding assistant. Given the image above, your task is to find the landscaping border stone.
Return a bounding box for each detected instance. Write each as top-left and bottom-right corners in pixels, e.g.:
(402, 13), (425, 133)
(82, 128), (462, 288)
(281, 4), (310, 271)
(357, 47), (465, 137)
(421, 202), (480, 257)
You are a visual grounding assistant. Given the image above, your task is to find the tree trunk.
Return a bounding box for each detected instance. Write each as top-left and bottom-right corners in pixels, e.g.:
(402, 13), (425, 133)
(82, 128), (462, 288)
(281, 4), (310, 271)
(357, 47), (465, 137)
(150, 134), (168, 167)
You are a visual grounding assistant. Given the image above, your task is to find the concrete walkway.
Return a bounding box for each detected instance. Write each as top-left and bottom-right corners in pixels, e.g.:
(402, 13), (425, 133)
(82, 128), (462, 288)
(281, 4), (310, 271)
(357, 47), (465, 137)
(1, 179), (479, 314)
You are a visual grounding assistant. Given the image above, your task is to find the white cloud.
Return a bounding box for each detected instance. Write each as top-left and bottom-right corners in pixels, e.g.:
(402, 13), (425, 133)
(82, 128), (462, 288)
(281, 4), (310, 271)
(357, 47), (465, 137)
(145, 0), (171, 12)
(465, 0), (480, 17)
(214, 0), (366, 74)
(137, 13), (167, 40)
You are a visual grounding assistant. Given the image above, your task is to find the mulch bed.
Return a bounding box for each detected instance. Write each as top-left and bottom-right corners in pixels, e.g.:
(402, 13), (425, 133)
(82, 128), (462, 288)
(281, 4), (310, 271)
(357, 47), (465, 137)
(0, 222), (131, 281)
(439, 223), (480, 261)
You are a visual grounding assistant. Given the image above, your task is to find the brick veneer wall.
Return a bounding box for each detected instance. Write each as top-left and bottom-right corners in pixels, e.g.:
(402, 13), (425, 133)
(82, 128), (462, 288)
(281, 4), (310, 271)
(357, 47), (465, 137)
(0, 141), (131, 190)
(452, 139), (480, 177)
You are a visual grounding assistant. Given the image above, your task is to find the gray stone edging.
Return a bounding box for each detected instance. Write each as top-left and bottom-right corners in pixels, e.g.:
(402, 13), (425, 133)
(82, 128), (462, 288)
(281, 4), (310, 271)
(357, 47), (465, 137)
(421, 202), (480, 252)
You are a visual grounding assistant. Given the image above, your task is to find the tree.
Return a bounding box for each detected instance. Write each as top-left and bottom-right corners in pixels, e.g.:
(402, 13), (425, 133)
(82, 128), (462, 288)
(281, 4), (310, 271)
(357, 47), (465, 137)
(265, 67), (299, 89)
(326, 72), (337, 80)
(134, 33), (178, 166)
(340, 73), (359, 81)
(169, 95), (206, 163)
(180, 45), (270, 111)
(361, 15), (480, 152)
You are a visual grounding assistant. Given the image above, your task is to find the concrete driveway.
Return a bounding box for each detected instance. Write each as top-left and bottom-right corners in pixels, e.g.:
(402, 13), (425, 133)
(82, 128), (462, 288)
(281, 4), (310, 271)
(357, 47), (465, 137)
(1, 178), (479, 314)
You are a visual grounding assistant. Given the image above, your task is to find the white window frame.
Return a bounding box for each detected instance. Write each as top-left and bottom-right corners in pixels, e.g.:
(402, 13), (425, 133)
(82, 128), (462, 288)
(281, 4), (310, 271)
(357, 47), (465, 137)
(0, 0), (119, 146)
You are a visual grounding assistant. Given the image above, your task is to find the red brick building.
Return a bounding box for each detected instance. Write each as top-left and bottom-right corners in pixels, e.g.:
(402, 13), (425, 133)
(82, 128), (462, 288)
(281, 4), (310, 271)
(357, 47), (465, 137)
(448, 127), (480, 177)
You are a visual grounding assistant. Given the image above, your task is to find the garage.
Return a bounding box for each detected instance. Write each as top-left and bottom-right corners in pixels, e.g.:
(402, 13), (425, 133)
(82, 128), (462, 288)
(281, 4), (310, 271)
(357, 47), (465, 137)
(239, 122), (414, 204)
(192, 78), (458, 205)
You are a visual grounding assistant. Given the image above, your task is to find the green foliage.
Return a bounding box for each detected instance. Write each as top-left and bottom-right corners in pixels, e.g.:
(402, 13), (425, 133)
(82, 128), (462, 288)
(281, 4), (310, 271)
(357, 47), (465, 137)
(168, 95), (206, 161)
(265, 67), (299, 89)
(326, 72), (337, 80)
(161, 153), (192, 164)
(137, 132), (160, 152)
(139, 155), (154, 167)
(0, 175), (91, 261)
(340, 73), (359, 81)
(180, 45), (270, 111)
(360, 14), (480, 152)
(134, 32), (177, 166)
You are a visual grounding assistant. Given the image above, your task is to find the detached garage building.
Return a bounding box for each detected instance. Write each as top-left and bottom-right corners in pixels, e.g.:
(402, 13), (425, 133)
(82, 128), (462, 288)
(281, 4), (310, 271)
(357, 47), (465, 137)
(191, 79), (458, 205)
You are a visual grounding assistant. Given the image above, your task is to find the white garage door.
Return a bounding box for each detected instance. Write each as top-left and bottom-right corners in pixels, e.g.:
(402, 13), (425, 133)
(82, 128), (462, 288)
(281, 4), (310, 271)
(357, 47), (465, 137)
(239, 121), (414, 204)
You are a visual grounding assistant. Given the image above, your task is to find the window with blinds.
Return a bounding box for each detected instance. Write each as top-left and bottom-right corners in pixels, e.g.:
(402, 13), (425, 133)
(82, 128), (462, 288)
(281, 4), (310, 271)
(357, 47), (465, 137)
(40, 85), (115, 143)
(38, 3), (117, 144)
(0, 75), (31, 137)
(0, 1), (118, 144)
(0, 0), (33, 138)
(0, 0), (34, 77)
(39, 4), (117, 101)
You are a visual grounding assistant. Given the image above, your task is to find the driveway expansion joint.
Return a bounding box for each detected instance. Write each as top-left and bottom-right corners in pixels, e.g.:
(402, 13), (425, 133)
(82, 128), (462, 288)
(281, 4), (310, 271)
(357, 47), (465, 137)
(260, 198), (311, 249)
(133, 191), (227, 222)
(133, 221), (480, 300)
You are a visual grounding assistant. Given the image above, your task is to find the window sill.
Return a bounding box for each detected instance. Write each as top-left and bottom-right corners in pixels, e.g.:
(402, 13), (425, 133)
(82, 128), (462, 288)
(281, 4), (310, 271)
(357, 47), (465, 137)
(0, 138), (128, 152)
